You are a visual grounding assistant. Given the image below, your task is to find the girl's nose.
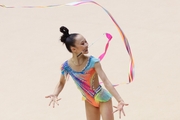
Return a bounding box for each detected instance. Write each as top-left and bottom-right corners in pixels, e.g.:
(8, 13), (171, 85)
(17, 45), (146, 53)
(85, 43), (88, 47)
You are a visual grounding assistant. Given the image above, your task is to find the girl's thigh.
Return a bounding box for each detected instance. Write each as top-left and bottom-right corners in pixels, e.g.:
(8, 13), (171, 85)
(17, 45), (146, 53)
(85, 101), (100, 120)
(99, 99), (114, 120)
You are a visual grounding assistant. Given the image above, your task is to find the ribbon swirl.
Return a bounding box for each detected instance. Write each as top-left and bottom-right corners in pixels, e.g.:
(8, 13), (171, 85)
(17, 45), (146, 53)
(0, 0), (135, 83)
(66, 0), (135, 83)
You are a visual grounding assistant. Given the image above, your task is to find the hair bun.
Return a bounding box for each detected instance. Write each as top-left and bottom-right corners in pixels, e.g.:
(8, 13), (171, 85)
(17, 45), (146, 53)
(60, 26), (70, 43)
(60, 26), (69, 35)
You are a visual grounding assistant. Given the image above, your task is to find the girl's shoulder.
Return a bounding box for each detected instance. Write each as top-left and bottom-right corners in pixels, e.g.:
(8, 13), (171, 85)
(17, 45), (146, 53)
(61, 60), (68, 70)
(89, 55), (100, 62)
(86, 55), (100, 68)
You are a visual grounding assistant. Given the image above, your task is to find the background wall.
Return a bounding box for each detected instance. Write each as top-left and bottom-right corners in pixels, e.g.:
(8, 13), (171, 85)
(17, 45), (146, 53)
(0, 0), (180, 119)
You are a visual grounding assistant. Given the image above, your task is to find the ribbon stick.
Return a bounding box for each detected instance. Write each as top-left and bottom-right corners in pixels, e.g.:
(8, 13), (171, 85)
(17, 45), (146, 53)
(0, 0), (135, 83)
(99, 82), (119, 88)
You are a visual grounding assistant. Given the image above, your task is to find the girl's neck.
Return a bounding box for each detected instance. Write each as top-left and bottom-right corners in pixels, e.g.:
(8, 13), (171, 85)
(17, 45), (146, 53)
(71, 53), (87, 66)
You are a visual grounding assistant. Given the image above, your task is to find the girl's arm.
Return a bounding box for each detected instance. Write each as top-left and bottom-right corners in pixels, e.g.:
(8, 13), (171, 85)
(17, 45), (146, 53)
(94, 62), (124, 103)
(53, 75), (66, 96)
(45, 75), (66, 107)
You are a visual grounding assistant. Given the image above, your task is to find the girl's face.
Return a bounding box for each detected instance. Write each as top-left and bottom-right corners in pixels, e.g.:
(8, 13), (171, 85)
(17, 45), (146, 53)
(72, 34), (89, 55)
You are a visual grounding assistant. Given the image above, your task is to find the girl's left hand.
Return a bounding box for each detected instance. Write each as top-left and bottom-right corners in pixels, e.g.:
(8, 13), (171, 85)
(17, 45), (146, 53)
(113, 101), (129, 119)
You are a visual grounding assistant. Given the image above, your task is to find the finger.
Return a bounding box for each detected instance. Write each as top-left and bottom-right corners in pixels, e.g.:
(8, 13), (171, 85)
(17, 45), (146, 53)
(119, 110), (121, 119)
(122, 109), (126, 116)
(45, 95), (51, 98)
(55, 101), (59, 106)
(113, 109), (118, 113)
(124, 103), (129, 106)
(53, 100), (55, 108)
(49, 100), (53, 106)
(57, 98), (61, 101)
(113, 106), (117, 108)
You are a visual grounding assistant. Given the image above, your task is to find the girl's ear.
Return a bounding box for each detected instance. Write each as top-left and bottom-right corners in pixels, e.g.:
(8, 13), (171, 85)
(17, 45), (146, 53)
(71, 46), (76, 53)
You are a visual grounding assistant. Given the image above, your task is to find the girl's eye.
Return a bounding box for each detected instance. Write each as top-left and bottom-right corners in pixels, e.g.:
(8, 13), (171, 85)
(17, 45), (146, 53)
(81, 40), (87, 45)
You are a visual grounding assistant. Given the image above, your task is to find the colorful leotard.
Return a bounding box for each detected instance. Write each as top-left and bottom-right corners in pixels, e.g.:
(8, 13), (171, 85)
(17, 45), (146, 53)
(61, 56), (112, 107)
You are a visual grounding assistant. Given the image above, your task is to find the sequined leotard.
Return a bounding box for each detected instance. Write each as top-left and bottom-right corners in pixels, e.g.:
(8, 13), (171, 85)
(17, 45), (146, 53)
(61, 56), (112, 107)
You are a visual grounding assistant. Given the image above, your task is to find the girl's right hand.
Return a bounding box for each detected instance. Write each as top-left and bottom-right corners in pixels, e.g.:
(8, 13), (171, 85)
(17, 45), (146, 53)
(45, 94), (61, 108)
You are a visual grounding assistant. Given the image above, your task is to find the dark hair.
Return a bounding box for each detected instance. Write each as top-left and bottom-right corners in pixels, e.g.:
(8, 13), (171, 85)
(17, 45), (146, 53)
(60, 26), (78, 53)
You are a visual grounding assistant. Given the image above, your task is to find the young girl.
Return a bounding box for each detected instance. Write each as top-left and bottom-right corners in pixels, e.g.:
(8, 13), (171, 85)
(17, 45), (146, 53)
(45, 26), (128, 120)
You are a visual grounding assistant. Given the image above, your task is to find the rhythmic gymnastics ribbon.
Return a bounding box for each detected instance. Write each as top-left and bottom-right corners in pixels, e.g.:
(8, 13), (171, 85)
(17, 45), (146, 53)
(67, 0), (135, 83)
(0, 0), (134, 83)
(67, 0), (134, 83)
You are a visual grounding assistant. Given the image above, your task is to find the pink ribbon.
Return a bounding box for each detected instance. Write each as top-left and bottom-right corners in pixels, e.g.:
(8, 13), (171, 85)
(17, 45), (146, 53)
(98, 33), (112, 60)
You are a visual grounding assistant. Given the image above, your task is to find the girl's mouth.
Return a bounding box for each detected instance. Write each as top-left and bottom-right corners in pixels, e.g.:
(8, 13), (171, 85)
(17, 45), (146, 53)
(84, 48), (88, 52)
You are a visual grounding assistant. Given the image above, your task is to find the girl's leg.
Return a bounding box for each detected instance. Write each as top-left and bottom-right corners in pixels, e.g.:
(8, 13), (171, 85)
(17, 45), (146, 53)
(99, 99), (114, 120)
(85, 101), (100, 120)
